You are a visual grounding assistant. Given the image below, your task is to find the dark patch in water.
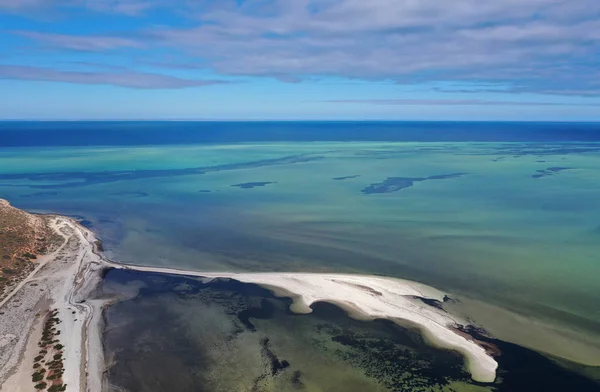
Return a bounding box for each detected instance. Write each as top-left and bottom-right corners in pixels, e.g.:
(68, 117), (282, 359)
(251, 337), (291, 391)
(237, 298), (276, 331)
(311, 303), (469, 391)
(482, 144), (600, 157)
(65, 214), (94, 229)
(197, 189), (212, 193)
(109, 191), (149, 198)
(363, 177), (415, 193)
(98, 217), (115, 224)
(101, 270), (600, 392)
(333, 175), (360, 181)
(290, 370), (303, 388)
(99, 267), (113, 279)
(0, 155), (321, 189)
(362, 173), (465, 194)
(261, 337), (290, 375)
(531, 166), (572, 179)
(460, 326), (600, 392)
(232, 182), (277, 189)
(20, 191), (59, 198)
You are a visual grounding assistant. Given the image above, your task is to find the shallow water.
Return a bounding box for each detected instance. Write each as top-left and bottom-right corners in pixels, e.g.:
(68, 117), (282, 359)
(1, 123), (600, 365)
(100, 269), (600, 392)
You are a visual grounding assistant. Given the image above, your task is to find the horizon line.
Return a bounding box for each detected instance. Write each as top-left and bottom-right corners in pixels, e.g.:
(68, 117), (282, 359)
(2, 119), (600, 124)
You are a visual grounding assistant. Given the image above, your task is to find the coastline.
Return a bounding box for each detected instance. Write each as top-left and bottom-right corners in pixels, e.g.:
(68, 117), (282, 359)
(111, 266), (499, 382)
(3, 204), (599, 390)
(0, 211), (501, 390)
(0, 212), (109, 392)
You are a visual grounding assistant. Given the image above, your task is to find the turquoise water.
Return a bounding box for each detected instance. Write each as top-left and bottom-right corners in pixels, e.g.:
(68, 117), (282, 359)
(100, 269), (600, 392)
(1, 139), (600, 360)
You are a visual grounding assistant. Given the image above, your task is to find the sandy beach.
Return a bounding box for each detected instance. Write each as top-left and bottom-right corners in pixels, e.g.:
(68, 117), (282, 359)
(0, 215), (107, 392)
(0, 211), (499, 391)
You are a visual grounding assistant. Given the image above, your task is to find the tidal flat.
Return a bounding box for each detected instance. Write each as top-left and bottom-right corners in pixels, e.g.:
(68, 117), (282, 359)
(100, 269), (600, 392)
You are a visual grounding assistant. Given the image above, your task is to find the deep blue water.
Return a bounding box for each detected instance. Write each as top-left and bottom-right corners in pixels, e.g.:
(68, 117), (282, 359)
(1, 121), (600, 146)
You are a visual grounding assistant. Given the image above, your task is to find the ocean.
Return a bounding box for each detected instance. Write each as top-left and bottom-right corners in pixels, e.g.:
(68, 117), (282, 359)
(1, 121), (600, 385)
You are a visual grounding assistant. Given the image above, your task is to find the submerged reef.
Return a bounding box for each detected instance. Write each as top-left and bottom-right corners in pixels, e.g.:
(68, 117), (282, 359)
(362, 173), (465, 194)
(232, 182), (277, 189)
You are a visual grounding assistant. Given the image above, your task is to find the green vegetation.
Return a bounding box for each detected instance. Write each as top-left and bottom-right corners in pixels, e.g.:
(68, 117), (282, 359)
(32, 372), (43, 382)
(32, 309), (66, 391)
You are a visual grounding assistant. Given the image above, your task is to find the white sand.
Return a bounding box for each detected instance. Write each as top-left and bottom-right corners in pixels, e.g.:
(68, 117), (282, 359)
(0, 217), (107, 392)
(118, 266), (499, 382)
(1, 215), (498, 391)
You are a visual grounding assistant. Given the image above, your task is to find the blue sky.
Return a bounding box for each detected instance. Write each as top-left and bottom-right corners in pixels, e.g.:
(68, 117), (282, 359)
(1, 0), (599, 120)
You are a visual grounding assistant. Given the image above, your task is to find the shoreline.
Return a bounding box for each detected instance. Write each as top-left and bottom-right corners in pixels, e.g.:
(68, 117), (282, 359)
(0, 213), (108, 392)
(2, 207), (600, 390)
(0, 213), (500, 390)
(109, 266), (498, 382)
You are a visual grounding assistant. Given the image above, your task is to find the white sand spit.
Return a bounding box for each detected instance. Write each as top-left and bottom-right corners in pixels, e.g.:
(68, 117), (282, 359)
(1, 212), (498, 391)
(112, 266), (499, 382)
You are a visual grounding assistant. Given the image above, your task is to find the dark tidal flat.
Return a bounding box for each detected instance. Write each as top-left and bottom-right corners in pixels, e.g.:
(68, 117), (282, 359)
(100, 270), (600, 392)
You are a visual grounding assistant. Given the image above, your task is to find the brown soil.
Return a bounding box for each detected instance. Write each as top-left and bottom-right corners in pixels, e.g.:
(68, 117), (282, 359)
(0, 199), (62, 301)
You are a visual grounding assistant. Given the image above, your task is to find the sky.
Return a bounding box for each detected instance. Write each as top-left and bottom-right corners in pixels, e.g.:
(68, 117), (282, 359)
(1, 0), (599, 120)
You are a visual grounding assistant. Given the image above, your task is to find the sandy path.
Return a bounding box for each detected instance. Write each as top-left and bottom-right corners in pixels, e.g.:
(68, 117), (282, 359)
(0, 220), (69, 309)
(0, 217), (107, 392)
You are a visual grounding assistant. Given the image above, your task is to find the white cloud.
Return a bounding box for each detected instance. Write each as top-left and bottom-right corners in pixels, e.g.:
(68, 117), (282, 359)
(4, 0), (600, 94)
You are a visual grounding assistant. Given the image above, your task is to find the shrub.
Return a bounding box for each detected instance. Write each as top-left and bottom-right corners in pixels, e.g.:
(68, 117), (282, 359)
(34, 382), (47, 390)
